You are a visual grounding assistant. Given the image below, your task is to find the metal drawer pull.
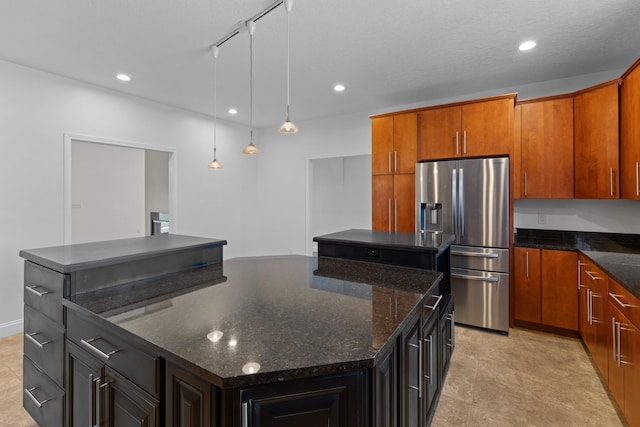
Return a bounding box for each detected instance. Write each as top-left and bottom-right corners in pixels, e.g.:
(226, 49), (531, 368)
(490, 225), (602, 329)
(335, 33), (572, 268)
(585, 270), (603, 280)
(424, 294), (443, 310)
(609, 292), (632, 309)
(25, 332), (51, 348)
(448, 312), (455, 350)
(242, 402), (249, 427)
(610, 167), (614, 197)
(451, 273), (499, 283)
(25, 285), (50, 297)
(424, 336), (433, 386)
(636, 161), (639, 196)
(612, 317), (617, 362)
(81, 338), (120, 360)
(24, 387), (50, 408)
(450, 251), (498, 258)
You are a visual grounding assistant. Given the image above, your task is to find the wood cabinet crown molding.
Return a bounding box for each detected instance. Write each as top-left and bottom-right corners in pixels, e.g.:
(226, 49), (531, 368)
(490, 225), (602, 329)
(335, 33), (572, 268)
(369, 93), (517, 119)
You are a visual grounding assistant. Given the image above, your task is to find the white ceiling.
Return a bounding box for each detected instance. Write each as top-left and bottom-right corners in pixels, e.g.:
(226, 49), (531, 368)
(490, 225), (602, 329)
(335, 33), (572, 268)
(1, 0), (639, 129)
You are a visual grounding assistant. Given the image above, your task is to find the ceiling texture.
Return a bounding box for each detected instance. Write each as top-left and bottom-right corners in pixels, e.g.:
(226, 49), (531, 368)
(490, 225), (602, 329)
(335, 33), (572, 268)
(1, 0), (640, 129)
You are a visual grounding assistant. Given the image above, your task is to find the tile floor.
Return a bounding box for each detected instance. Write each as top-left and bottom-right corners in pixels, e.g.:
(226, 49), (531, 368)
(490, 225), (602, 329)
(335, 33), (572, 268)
(0, 327), (626, 426)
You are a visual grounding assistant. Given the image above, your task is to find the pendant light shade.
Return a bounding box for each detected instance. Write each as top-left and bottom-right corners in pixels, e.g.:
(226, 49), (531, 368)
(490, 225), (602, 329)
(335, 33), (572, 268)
(242, 21), (260, 155)
(208, 46), (223, 169)
(278, 0), (298, 134)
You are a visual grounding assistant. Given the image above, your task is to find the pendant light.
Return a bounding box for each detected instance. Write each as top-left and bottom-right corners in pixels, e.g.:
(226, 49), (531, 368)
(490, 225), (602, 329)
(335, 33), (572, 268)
(242, 20), (260, 155)
(208, 46), (223, 169)
(278, 0), (298, 134)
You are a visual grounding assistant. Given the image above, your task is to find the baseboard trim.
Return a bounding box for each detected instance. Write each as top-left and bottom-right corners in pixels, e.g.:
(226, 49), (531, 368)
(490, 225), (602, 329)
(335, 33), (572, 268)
(0, 318), (23, 339)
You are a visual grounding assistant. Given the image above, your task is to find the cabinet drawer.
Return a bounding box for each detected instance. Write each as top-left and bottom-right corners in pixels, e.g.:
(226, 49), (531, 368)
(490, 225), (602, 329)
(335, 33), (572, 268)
(23, 356), (64, 427)
(24, 261), (67, 325)
(608, 278), (640, 329)
(24, 305), (65, 387)
(66, 309), (160, 398)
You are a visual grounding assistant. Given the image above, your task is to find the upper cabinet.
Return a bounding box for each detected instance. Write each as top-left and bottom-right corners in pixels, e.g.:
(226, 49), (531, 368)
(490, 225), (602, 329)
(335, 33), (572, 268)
(518, 95), (574, 199)
(418, 95), (516, 160)
(372, 113), (417, 175)
(574, 80), (621, 199)
(621, 59), (640, 200)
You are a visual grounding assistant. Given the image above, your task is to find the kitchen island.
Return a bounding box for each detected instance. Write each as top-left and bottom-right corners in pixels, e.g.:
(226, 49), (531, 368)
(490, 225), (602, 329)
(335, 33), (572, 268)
(20, 234), (452, 426)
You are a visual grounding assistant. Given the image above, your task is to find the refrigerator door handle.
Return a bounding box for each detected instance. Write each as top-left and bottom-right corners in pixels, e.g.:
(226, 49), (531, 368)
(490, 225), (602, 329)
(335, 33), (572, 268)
(459, 167), (464, 237)
(452, 168), (458, 238)
(450, 251), (498, 258)
(451, 273), (499, 283)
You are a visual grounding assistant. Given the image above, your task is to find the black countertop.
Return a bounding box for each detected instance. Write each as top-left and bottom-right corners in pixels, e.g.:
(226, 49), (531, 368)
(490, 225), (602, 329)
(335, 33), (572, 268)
(19, 234), (227, 273)
(313, 229), (455, 255)
(65, 255), (442, 389)
(515, 229), (640, 299)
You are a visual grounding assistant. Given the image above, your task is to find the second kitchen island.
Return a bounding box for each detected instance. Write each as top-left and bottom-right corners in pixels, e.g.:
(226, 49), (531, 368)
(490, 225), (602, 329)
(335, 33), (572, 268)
(20, 235), (453, 426)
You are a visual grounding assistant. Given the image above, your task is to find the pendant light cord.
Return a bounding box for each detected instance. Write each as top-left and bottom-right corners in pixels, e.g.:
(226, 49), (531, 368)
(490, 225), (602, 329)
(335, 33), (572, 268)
(286, 9), (290, 119)
(249, 25), (254, 143)
(213, 47), (218, 156)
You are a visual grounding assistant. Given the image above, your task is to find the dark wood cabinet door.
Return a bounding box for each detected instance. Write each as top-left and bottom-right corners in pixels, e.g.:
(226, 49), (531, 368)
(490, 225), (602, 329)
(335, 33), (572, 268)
(461, 97), (514, 157)
(241, 371), (365, 427)
(583, 264), (609, 382)
(166, 362), (216, 427)
(401, 316), (421, 427)
(103, 366), (160, 427)
(578, 256), (592, 343)
(372, 175), (394, 232)
(439, 298), (455, 381)
(66, 340), (103, 427)
(422, 314), (439, 420)
(374, 345), (397, 427)
(418, 106), (461, 160)
(541, 250), (578, 330)
(394, 174), (415, 233)
(372, 116), (394, 175)
(514, 247), (541, 323)
(574, 81), (620, 199)
(520, 97), (574, 199)
(608, 302), (626, 414)
(393, 113), (418, 174)
(621, 61), (640, 200)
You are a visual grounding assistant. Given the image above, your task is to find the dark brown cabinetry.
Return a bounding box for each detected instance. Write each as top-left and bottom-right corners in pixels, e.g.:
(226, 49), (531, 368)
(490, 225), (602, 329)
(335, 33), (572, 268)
(515, 248), (578, 331)
(418, 95), (515, 160)
(518, 96), (574, 199)
(574, 80), (621, 199)
(621, 59), (640, 200)
(167, 362), (217, 427)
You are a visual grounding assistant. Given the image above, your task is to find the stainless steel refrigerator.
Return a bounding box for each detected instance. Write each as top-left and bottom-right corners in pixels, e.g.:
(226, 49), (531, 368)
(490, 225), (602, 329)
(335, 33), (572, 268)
(416, 157), (510, 333)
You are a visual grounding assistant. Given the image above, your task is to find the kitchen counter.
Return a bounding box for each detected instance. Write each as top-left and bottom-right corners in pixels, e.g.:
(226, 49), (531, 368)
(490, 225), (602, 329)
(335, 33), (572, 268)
(314, 228), (455, 255)
(19, 234), (226, 273)
(65, 255), (443, 389)
(515, 229), (640, 299)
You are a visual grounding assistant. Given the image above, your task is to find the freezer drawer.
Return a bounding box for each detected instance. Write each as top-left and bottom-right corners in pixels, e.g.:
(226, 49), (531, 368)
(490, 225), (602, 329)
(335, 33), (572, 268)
(451, 268), (509, 333)
(450, 245), (509, 273)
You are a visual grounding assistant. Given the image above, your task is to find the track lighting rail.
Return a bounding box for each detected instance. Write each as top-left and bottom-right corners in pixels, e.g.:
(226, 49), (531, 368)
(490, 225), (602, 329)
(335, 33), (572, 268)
(209, 0), (284, 49)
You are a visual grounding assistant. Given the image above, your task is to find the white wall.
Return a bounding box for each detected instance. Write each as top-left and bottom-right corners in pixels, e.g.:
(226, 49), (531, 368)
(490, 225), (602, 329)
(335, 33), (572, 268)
(514, 199), (640, 233)
(71, 141), (145, 243)
(309, 155), (372, 253)
(0, 59), (257, 336)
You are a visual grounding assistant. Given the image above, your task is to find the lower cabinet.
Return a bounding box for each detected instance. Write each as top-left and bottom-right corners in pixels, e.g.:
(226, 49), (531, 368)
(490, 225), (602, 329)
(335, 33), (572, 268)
(373, 345), (397, 427)
(239, 371), (366, 427)
(514, 247), (578, 331)
(66, 340), (160, 427)
(166, 362), (217, 427)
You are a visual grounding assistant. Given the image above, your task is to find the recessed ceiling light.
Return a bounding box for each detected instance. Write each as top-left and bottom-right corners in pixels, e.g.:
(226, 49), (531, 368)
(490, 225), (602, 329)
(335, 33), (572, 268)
(228, 108), (238, 115)
(518, 41), (536, 51)
(116, 73), (131, 82)
(334, 84), (345, 92)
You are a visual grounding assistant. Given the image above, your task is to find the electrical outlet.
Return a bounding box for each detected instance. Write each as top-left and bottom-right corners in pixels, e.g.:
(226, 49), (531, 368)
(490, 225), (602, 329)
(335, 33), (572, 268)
(538, 213), (547, 224)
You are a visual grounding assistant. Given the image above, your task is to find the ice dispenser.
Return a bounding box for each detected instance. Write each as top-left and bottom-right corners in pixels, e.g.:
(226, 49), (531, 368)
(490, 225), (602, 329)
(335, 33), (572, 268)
(419, 202), (442, 232)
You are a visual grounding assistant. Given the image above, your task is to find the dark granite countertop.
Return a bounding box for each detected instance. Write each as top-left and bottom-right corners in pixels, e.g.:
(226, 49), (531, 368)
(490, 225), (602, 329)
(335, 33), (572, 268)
(65, 255), (442, 389)
(313, 229), (455, 255)
(514, 229), (640, 299)
(19, 234), (227, 273)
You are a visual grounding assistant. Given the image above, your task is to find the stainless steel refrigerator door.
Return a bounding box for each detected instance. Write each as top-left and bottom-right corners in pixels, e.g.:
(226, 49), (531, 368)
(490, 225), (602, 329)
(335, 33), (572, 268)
(451, 267), (509, 333)
(457, 157), (509, 248)
(416, 160), (457, 235)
